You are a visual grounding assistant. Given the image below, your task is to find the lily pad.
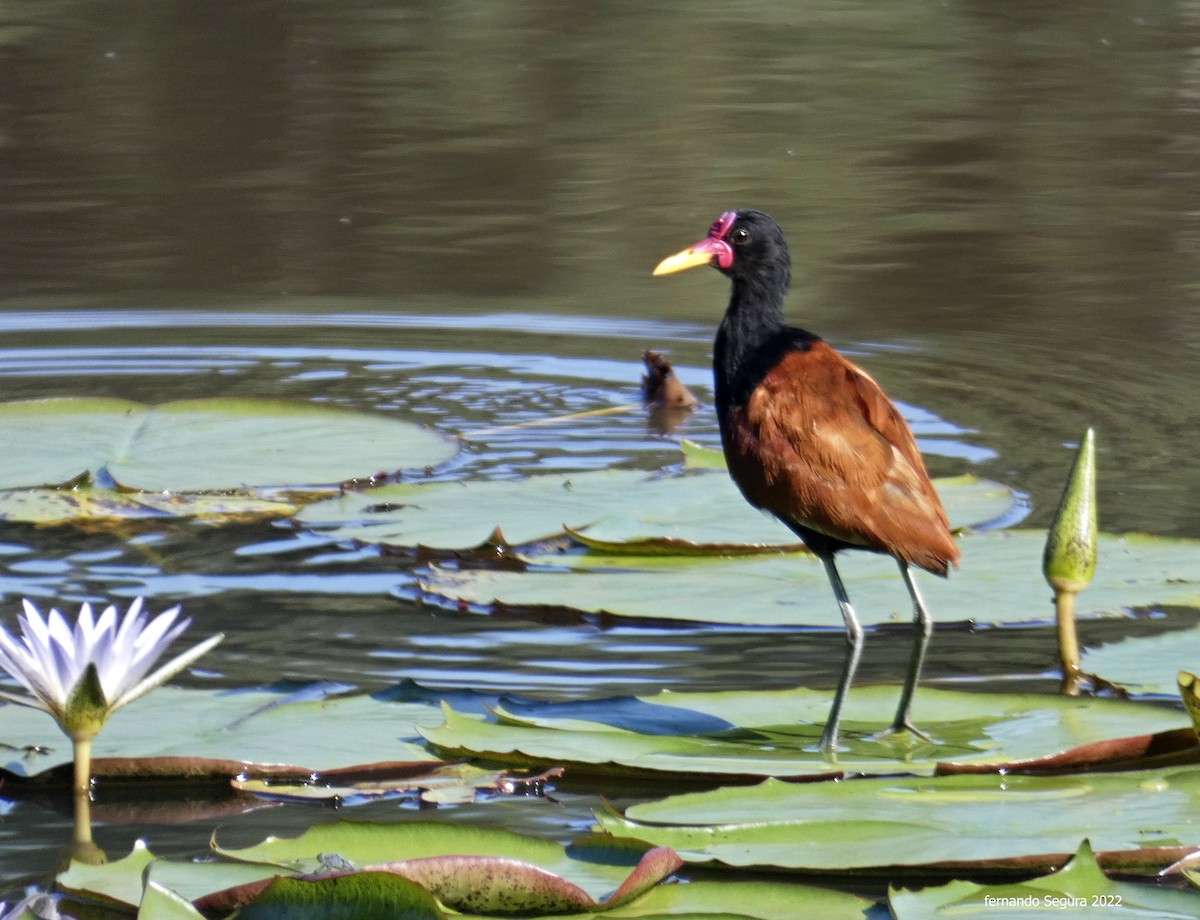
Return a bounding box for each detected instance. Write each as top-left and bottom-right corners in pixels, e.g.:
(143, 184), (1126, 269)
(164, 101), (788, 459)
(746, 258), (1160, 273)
(1083, 629), (1200, 697)
(599, 879), (875, 920)
(0, 397), (456, 491)
(235, 873), (447, 920)
(0, 682), (440, 782)
(232, 763), (561, 807)
(206, 847), (682, 916)
(420, 687), (1187, 779)
(296, 467), (1015, 552)
(416, 530), (1200, 628)
(138, 882), (213, 920)
(66, 828), (797, 919)
(0, 482), (297, 524)
(595, 767), (1200, 874)
(889, 840), (1200, 918)
(59, 840), (289, 910)
(207, 825), (680, 914)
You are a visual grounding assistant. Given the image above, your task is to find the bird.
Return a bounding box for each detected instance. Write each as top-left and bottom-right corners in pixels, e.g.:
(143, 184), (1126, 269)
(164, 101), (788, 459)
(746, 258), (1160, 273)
(653, 209), (960, 753)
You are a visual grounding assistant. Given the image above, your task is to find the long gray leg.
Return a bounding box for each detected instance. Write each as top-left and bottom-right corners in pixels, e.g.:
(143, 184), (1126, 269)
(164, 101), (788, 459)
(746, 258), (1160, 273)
(890, 560), (934, 739)
(818, 555), (864, 754)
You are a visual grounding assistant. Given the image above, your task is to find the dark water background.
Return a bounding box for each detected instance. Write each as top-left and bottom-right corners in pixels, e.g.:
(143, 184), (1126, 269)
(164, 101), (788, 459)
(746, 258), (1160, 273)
(2, 0), (1200, 899)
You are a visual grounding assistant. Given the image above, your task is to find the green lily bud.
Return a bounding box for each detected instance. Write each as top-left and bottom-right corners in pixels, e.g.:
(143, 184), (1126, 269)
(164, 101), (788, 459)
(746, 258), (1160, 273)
(1179, 671), (1200, 739)
(1043, 428), (1097, 593)
(61, 663), (111, 741)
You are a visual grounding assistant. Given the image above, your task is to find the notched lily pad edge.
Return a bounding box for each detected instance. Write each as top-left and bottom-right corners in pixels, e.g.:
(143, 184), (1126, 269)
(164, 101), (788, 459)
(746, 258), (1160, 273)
(592, 800), (1200, 878)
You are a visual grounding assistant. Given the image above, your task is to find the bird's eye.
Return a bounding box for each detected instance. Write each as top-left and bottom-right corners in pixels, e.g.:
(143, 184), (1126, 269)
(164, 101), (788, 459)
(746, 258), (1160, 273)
(731, 228), (751, 245)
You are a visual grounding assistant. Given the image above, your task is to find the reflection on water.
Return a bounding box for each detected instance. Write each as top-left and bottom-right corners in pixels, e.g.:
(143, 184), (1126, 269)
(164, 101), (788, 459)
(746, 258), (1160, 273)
(2, 0), (1200, 898)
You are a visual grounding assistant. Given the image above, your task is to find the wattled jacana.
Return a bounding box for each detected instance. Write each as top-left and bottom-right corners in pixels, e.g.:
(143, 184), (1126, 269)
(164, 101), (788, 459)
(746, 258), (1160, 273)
(654, 209), (960, 752)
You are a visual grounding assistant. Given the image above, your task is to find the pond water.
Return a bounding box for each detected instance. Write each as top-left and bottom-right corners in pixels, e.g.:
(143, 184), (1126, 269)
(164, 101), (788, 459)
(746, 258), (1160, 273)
(2, 0), (1200, 904)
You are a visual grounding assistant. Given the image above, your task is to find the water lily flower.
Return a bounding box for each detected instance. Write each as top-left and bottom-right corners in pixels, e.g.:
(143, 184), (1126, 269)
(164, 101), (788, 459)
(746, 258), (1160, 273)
(0, 891), (72, 920)
(0, 598), (222, 793)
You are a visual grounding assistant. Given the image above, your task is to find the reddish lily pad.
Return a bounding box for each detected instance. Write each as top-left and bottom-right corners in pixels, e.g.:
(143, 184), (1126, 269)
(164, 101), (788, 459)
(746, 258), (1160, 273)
(204, 847), (681, 916)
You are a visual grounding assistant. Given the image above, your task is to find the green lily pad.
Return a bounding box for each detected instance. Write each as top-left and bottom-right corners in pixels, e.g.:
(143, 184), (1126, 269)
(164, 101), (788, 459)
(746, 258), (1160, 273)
(595, 767), (1200, 874)
(0, 683), (440, 781)
(599, 879), (874, 920)
(138, 882), (212, 920)
(420, 687), (1187, 779)
(678, 440), (726, 470)
(219, 847), (681, 917)
(66, 828), (825, 919)
(206, 825), (680, 915)
(236, 873), (447, 920)
(59, 840), (291, 910)
(889, 840), (1200, 918)
(0, 397), (456, 491)
(417, 530), (1200, 628)
(296, 467), (1014, 552)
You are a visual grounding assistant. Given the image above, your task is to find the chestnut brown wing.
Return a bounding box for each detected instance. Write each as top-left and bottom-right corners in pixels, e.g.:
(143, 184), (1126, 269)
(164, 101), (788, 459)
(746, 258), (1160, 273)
(723, 341), (960, 575)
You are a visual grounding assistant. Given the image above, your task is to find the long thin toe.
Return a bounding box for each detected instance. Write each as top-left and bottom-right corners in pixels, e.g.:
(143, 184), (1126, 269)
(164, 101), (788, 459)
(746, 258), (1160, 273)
(869, 720), (937, 745)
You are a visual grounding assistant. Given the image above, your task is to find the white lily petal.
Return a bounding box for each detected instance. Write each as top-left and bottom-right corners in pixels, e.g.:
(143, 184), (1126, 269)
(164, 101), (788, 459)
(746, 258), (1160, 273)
(0, 638), (27, 680)
(19, 599), (48, 634)
(89, 603), (129, 701)
(0, 656), (56, 706)
(46, 607), (86, 697)
(110, 598), (147, 655)
(46, 607), (77, 657)
(130, 604), (182, 655)
(91, 603), (119, 647)
(17, 603), (54, 675)
(0, 628), (46, 699)
(18, 607), (71, 704)
(0, 598), (220, 733)
(112, 632), (224, 711)
(0, 631), (68, 711)
(121, 608), (189, 690)
(74, 602), (96, 646)
(121, 621), (193, 696)
(0, 687), (53, 713)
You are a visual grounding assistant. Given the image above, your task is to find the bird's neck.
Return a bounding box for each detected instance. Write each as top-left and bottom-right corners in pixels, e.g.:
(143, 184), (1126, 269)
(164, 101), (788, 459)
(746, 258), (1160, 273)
(715, 274), (791, 391)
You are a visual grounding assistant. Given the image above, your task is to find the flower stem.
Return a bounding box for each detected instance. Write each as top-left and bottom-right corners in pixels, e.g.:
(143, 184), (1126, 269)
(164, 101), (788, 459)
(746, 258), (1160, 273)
(72, 734), (93, 797)
(1056, 588), (1082, 696)
(464, 403), (641, 438)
